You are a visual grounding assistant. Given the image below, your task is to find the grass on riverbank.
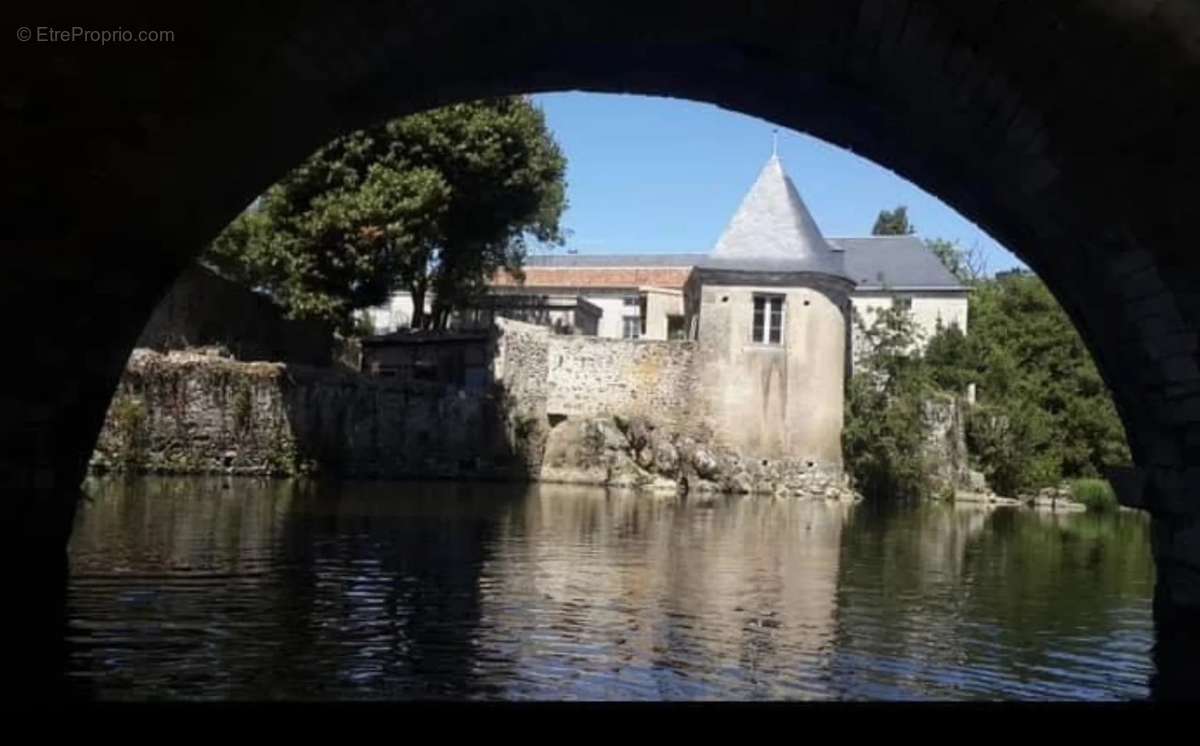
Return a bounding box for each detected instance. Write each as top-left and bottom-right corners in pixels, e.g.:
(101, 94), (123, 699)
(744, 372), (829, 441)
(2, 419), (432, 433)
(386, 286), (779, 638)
(1069, 478), (1118, 512)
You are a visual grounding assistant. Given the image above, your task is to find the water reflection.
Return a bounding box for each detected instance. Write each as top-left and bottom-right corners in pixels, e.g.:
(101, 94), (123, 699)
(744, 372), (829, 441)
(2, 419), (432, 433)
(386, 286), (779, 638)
(476, 487), (853, 699)
(832, 503), (1154, 699)
(68, 478), (1154, 700)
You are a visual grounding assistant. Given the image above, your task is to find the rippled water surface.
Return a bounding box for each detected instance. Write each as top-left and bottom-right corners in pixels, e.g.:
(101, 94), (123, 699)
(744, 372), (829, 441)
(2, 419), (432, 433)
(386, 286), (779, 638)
(67, 477), (1155, 700)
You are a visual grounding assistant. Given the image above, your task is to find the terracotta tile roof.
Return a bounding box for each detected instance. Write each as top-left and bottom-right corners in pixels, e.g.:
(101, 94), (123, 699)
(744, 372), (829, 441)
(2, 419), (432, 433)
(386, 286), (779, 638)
(492, 267), (694, 290)
(487, 234), (970, 293)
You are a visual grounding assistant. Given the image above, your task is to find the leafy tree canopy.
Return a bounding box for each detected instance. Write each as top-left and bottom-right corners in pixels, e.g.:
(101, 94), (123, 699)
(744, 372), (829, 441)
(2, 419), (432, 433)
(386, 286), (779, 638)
(872, 205), (915, 236)
(924, 238), (988, 286)
(847, 222), (1132, 499)
(924, 273), (1131, 491)
(844, 302), (939, 501)
(204, 97), (567, 332)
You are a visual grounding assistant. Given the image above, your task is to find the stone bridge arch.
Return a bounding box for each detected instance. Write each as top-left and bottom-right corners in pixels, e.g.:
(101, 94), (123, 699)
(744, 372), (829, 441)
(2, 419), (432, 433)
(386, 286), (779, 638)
(5, 1), (1200, 692)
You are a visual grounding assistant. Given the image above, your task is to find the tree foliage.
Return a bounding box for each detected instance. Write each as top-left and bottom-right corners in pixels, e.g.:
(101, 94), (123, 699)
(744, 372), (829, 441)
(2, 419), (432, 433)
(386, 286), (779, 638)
(872, 205), (915, 236)
(924, 238), (987, 285)
(923, 273), (1132, 494)
(847, 240), (1132, 498)
(843, 303), (938, 502)
(204, 97), (567, 332)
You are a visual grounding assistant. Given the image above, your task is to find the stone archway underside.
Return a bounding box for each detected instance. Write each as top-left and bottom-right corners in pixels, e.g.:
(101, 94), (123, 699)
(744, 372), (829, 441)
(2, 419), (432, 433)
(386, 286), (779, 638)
(4, 0), (1200, 670)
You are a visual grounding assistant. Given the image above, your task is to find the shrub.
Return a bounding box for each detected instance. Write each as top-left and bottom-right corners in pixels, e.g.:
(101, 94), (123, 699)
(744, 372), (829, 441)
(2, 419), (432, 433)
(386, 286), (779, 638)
(110, 396), (148, 467)
(1069, 478), (1118, 512)
(844, 304), (936, 501)
(965, 401), (1060, 496)
(232, 381), (254, 436)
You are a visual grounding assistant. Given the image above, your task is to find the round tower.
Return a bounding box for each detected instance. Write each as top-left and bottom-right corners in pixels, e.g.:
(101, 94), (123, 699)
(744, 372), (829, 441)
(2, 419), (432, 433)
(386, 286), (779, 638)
(688, 154), (855, 471)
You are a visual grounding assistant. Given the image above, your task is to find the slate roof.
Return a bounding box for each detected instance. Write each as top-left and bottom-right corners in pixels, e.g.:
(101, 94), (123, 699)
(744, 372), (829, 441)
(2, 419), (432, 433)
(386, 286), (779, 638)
(700, 154), (848, 278)
(519, 235), (965, 291)
(830, 236), (965, 290)
(514, 155), (965, 292)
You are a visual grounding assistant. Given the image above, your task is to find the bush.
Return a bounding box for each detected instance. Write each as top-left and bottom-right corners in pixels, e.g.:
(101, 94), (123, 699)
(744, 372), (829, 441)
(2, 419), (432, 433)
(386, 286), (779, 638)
(111, 396), (148, 467)
(1069, 478), (1118, 512)
(965, 401), (1060, 496)
(925, 274), (1132, 488)
(843, 378), (935, 501)
(844, 304), (937, 501)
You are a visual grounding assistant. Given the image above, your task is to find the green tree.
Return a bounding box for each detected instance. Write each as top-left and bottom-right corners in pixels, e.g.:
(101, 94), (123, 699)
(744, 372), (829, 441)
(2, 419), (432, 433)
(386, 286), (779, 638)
(205, 97), (567, 332)
(872, 205), (915, 236)
(923, 273), (1132, 494)
(925, 238), (987, 285)
(923, 320), (974, 392)
(844, 303), (938, 501)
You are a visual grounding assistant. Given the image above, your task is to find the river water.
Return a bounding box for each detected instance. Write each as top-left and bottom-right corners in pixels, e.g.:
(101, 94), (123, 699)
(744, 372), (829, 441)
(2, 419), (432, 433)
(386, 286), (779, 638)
(65, 477), (1155, 700)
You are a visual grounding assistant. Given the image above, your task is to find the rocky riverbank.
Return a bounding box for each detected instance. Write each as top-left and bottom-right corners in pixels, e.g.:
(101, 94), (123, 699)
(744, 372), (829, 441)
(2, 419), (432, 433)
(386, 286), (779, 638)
(540, 415), (862, 500)
(947, 483), (1088, 511)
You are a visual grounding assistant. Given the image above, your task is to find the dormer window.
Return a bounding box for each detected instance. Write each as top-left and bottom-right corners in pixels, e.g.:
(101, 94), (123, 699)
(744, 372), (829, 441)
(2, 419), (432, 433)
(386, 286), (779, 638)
(752, 294), (784, 344)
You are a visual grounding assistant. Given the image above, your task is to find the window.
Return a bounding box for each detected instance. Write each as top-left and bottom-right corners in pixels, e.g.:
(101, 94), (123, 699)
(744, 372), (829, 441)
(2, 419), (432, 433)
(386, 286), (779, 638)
(892, 296), (912, 311)
(623, 295), (640, 308)
(623, 316), (641, 339)
(667, 315), (687, 341)
(752, 295), (784, 344)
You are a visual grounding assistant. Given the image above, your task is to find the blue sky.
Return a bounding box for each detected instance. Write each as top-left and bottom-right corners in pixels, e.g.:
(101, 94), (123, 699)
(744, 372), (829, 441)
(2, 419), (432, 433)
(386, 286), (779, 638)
(531, 92), (1026, 274)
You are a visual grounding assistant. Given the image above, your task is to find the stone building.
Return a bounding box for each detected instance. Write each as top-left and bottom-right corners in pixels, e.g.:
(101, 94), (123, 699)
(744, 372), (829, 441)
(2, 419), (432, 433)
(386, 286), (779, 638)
(360, 155), (969, 472)
(683, 154), (855, 468)
(366, 160), (967, 363)
(482, 235), (967, 363)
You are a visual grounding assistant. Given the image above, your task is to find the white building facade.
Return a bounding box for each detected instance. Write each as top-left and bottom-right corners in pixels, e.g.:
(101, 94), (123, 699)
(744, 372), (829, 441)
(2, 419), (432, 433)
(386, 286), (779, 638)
(363, 164), (970, 364)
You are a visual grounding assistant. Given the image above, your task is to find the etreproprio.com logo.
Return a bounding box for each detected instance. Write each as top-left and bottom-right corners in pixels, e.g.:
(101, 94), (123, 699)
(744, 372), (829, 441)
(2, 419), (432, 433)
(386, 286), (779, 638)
(17, 26), (175, 44)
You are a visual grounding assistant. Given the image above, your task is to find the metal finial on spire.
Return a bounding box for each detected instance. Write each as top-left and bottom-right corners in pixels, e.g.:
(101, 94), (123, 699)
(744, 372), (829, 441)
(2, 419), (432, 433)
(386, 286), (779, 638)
(772, 128), (779, 157)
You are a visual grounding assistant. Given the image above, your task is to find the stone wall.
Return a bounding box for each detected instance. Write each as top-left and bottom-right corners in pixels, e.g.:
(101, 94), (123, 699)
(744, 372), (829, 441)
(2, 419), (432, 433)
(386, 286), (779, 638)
(94, 319), (959, 504)
(91, 348), (538, 480)
(93, 320), (702, 487)
(922, 394), (972, 494)
(544, 334), (699, 429)
(138, 264), (335, 366)
(492, 318), (552, 475)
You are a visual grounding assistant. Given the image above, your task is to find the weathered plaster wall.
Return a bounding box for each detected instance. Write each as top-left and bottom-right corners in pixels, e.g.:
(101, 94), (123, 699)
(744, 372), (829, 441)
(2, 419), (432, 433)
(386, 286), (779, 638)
(695, 282), (849, 467)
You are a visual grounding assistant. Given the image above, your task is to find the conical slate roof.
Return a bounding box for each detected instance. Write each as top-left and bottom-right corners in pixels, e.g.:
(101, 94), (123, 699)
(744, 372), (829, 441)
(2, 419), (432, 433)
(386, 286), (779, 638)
(700, 154), (848, 278)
